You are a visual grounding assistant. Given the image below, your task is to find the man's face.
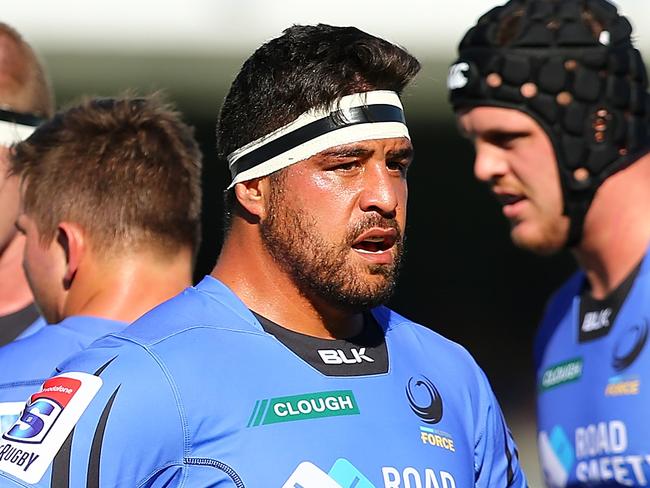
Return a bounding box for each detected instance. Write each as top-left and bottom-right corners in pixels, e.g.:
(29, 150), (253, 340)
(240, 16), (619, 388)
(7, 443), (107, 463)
(15, 209), (64, 323)
(260, 136), (412, 311)
(458, 106), (569, 255)
(0, 146), (21, 254)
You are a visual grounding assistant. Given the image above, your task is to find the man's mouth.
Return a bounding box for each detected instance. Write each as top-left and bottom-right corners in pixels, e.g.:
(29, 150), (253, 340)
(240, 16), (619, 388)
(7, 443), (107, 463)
(495, 193), (525, 206)
(351, 229), (397, 254)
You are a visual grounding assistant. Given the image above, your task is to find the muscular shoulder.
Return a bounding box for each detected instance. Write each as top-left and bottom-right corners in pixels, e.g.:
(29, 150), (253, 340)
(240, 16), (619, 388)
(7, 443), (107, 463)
(375, 306), (489, 385)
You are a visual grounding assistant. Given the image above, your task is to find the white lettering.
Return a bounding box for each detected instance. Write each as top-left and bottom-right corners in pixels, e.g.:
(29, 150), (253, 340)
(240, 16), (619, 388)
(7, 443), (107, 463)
(296, 400), (311, 414)
(382, 467), (400, 488)
(610, 421), (628, 453)
(403, 467), (422, 488)
(325, 397), (339, 411)
(273, 404), (288, 417)
(600, 457), (614, 483)
(576, 421), (627, 459)
(424, 469), (441, 488)
(351, 348), (374, 363)
(582, 309), (612, 332)
(611, 456), (633, 486)
(311, 398), (325, 413)
(382, 467), (457, 488)
(338, 396), (353, 410)
(440, 471), (456, 488)
(318, 349), (374, 364)
(626, 455), (647, 485)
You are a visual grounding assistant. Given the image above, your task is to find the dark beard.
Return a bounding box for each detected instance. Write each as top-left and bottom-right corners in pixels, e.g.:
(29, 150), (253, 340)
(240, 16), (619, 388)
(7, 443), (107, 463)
(260, 181), (404, 312)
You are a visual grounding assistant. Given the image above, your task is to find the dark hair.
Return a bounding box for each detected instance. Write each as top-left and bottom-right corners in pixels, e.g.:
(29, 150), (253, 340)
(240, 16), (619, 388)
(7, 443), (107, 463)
(217, 23), (420, 229)
(0, 22), (54, 117)
(11, 92), (203, 257)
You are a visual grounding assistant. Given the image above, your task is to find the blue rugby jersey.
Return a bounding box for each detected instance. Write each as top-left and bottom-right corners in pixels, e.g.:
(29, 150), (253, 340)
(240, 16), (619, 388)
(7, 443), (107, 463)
(0, 317), (125, 434)
(0, 277), (527, 487)
(535, 250), (650, 487)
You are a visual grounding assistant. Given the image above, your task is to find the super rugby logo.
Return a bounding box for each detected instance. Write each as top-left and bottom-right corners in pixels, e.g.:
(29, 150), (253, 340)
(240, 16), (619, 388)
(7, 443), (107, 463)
(0, 372), (102, 484)
(405, 375), (443, 424)
(3, 377), (80, 444)
(612, 320), (648, 371)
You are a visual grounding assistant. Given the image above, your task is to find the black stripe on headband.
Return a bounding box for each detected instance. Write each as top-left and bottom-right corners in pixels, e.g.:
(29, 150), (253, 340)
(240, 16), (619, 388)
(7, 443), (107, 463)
(230, 104), (406, 177)
(0, 107), (45, 127)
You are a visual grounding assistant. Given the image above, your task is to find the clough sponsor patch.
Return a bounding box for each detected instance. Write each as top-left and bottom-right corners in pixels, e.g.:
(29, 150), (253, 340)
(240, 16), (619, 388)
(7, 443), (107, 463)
(540, 358), (583, 392)
(0, 372), (102, 484)
(247, 390), (359, 427)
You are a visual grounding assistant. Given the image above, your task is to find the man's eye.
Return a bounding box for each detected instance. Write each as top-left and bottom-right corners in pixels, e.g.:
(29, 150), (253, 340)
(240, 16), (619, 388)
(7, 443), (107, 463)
(333, 161), (358, 171)
(388, 160), (409, 174)
(485, 132), (526, 148)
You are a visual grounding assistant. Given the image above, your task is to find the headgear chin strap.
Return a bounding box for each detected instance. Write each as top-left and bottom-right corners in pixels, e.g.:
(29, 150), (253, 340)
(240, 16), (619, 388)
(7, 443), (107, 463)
(226, 90), (410, 189)
(0, 107), (44, 146)
(448, 0), (650, 247)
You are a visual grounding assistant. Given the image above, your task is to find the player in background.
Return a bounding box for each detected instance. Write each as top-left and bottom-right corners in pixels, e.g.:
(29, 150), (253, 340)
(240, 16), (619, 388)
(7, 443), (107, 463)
(0, 22), (53, 346)
(449, 0), (650, 486)
(0, 93), (202, 432)
(0, 24), (527, 487)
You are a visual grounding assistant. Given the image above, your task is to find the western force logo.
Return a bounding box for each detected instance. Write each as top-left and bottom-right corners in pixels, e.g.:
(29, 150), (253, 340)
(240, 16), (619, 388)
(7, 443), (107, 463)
(605, 374), (640, 396)
(419, 426), (455, 452)
(447, 62), (470, 90)
(0, 372), (102, 484)
(406, 375), (442, 424)
(612, 321), (648, 371)
(539, 358), (583, 392)
(247, 390), (359, 427)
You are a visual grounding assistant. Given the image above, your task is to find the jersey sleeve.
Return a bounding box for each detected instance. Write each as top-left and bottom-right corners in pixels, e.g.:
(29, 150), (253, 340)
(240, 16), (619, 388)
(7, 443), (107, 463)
(473, 366), (529, 488)
(0, 336), (189, 487)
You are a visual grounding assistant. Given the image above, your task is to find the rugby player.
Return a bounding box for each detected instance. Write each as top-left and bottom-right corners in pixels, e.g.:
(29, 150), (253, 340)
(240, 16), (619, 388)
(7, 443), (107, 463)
(0, 25), (527, 487)
(449, 0), (650, 485)
(0, 94), (202, 432)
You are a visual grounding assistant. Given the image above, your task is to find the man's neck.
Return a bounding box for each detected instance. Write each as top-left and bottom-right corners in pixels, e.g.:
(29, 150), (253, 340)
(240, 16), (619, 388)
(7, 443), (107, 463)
(61, 249), (193, 325)
(213, 233), (363, 340)
(574, 155), (650, 299)
(0, 234), (34, 316)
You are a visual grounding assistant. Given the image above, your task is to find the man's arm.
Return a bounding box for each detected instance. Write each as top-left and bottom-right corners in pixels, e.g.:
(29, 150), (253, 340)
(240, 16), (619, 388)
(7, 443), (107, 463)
(473, 367), (529, 488)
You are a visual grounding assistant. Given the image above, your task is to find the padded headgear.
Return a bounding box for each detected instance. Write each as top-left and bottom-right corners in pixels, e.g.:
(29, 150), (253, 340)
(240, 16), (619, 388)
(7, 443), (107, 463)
(449, 0), (650, 246)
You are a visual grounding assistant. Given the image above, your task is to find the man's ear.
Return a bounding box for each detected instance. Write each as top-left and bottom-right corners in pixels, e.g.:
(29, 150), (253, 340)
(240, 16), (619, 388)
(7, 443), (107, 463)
(233, 178), (269, 220)
(56, 222), (86, 290)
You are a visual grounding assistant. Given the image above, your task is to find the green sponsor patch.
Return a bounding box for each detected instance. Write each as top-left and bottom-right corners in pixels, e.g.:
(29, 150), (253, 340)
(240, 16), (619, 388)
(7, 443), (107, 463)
(247, 390), (359, 427)
(540, 358), (583, 391)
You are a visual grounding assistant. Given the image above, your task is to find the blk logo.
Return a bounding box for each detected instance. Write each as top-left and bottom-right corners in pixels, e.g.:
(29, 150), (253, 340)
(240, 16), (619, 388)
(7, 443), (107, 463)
(612, 321), (648, 371)
(318, 348), (374, 365)
(406, 375), (443, 424)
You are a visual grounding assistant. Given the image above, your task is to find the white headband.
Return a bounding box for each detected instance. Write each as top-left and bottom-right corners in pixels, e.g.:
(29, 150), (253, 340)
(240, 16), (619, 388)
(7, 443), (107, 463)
(226, 90), (410, 189)
(0, 109), (44, 146)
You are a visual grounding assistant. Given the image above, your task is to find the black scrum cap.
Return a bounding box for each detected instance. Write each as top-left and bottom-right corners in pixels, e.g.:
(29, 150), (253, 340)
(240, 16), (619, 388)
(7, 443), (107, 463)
(449, 0), (650, 246)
